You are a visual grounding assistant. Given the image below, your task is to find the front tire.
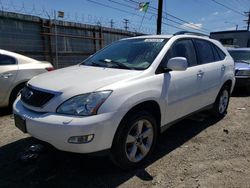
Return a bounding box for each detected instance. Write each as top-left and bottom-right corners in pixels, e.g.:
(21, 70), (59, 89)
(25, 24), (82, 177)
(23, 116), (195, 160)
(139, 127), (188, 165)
(111, 111), (158, 170)
(212, 85), (230, 118)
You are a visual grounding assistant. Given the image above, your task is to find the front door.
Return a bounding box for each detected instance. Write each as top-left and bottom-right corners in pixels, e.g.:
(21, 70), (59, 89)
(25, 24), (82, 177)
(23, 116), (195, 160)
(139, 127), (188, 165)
(163, 39), (204, 124)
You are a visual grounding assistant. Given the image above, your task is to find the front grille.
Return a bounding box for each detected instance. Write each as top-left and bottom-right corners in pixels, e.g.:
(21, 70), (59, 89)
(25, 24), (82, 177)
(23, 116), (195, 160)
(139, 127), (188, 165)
(21, 86), (55, 107)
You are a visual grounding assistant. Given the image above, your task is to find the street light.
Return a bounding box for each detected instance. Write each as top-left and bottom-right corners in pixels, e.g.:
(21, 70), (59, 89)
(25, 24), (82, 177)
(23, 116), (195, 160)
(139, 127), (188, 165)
(224, 21), (238, 30)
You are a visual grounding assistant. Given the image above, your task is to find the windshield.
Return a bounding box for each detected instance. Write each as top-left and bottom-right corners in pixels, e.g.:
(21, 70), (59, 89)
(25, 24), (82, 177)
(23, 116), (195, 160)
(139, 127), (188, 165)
(81, 38), (167, 70)
(228, 50), (250, 63)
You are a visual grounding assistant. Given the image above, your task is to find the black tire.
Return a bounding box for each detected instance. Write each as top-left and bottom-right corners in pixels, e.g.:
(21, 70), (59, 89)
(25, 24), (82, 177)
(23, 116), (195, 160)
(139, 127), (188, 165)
(212, 84), (230, 118)
(9, 84), (25, 110)
(111, 111), (158, 170)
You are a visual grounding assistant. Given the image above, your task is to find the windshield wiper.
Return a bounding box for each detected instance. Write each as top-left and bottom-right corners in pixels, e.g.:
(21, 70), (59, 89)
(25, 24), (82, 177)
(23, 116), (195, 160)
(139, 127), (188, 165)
(98, 59), (132, 70)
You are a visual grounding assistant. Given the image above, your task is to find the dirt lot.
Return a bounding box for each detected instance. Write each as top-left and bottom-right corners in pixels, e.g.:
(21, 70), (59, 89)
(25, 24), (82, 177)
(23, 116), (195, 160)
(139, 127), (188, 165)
(0, 89), (249, 188)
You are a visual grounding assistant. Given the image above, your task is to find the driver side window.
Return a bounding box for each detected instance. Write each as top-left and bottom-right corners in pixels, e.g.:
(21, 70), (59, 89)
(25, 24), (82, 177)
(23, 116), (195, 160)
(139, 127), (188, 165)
(166, 39), (197, 67)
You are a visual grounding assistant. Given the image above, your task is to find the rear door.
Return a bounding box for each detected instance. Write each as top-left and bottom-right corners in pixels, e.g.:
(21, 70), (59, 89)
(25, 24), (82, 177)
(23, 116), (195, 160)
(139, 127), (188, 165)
(0, 54), (18, 104)
(193, 39), (226, 106)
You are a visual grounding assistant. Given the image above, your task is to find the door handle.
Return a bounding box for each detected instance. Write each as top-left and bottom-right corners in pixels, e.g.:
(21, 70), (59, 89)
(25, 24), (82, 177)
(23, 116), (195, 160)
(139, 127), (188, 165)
(221, 65), (226, 71)
(0, 73), (13, 78)
(197, 70), (204, 78)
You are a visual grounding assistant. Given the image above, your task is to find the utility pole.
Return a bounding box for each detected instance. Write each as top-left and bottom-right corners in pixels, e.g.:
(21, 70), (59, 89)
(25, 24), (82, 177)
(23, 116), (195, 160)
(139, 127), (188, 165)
(124, 19), (129, 31)
(110, 19), (114, 28)
(54, 10), (58, 69)
(244, 11), (250, 31)
(157, 0), (163, 34)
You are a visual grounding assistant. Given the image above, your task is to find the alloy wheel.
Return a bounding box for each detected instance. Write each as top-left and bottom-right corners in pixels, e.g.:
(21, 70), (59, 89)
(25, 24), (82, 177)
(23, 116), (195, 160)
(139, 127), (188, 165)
(125, 119), (154, 162)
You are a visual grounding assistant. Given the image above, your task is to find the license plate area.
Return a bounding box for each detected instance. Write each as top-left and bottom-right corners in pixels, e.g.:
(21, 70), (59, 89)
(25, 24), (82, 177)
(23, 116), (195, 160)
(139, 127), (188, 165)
(14, 114), (27, 133)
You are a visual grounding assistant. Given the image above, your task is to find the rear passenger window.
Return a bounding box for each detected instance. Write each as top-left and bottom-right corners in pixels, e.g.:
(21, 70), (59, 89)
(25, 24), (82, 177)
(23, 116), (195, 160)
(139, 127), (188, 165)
(0, 54), (16, 65)
(167, 39), (197, 67)
(211, 44), (226, 61)
(214, 45), (226, 60)
(211, 44), (221, 61)
(194, 39), (214, 64)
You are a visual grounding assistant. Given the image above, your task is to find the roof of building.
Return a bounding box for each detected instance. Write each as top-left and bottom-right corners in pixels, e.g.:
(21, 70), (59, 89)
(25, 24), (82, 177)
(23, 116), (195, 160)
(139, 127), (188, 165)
(210, 30), (250, 35)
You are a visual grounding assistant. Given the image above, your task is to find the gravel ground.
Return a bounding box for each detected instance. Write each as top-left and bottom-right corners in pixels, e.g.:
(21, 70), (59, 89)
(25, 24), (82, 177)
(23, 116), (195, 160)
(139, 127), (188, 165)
(0, 88), (249, 188)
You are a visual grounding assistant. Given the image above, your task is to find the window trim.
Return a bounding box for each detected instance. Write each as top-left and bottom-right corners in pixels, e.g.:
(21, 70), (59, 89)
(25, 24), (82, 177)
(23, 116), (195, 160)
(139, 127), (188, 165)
(213, 44), (226, 61)
(155, 37), (199, 74)
(193, 38), (218, 65)
(0, 54), (17, 66)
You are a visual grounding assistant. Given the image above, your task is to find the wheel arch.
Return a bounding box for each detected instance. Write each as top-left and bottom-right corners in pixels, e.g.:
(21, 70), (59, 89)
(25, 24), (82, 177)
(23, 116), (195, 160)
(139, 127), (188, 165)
(112, 100), (161, 147)
(8, 81), (27, 106)
(223, 79), (233, 93)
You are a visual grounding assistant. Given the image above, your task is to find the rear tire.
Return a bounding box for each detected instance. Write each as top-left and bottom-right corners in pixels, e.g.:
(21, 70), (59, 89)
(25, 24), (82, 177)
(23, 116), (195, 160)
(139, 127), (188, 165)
(212, 85), (230, 118)
(111, 111), (158, 170)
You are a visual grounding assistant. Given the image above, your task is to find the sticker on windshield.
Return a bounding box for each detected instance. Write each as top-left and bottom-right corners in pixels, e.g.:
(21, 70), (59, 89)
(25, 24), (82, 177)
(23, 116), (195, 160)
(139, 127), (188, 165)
(144, 39), (164, 42)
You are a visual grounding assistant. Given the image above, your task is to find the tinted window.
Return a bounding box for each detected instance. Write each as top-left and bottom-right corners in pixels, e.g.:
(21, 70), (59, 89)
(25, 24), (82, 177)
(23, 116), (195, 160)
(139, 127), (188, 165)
(211, 44), (221, 61)
(215, 46), (226, 60)
(194, 39), (214, 64)
(0, 55), (16, 65)
(167, 39), (197, 67)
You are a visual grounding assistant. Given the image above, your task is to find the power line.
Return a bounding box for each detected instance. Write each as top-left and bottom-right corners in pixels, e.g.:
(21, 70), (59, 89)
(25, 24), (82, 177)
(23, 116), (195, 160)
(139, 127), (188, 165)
(87, 0), (209, 34)
(124, 0), (210, 32)
(87, 0), (142, 18)
(210, 0), (245, 16)
(122, 0), (210, 33)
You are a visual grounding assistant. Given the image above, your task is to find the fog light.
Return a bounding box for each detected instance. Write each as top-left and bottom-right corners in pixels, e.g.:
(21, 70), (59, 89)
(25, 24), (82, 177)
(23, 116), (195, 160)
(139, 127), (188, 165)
(68, 134), (94, 144)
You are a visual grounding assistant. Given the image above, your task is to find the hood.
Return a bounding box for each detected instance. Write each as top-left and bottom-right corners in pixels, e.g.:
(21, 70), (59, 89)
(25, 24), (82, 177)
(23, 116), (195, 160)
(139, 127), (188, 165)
(235, 61), (250, 70)
(28, 65), (141, 94)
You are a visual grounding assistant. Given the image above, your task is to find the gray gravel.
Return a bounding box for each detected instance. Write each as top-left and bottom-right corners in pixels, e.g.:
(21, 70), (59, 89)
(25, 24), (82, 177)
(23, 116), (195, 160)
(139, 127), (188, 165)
(0, 89), (249, 188)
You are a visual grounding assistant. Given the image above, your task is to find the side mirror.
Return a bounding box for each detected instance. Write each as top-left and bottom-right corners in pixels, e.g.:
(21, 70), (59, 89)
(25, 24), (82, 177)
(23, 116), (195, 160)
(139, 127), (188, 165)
(167, 57), (188, 71)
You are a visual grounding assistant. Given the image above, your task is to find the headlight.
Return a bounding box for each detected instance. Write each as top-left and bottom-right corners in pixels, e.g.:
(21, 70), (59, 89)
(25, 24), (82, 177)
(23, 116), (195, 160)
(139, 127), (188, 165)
(236, 70), (250, 76)
(57, 91), (112, 116)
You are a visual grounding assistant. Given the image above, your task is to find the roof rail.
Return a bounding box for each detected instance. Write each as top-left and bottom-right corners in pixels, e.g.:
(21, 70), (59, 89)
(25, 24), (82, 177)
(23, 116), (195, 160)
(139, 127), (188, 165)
(173, 31), (209, 37)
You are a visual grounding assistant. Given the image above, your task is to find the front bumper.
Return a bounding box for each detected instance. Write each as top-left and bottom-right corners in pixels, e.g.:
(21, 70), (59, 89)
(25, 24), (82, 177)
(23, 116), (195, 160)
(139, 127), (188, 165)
(235, 76), (250, 87)
(13, 99), (125, 153)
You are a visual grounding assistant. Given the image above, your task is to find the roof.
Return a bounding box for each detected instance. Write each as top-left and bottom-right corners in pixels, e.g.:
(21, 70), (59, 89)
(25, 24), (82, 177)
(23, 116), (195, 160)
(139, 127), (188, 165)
(210, 30), (250, 35)
(123, 35), (173, 40)
(0, 49), (41, 63)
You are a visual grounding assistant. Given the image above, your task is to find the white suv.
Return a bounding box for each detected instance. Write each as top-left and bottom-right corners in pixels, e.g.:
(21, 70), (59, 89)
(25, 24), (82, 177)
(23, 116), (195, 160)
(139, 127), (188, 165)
(13, 32), (235, 169)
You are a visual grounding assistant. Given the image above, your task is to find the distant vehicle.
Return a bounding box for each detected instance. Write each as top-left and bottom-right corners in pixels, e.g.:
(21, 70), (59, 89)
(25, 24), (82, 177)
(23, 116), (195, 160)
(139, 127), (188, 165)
(228, 48), (250, 91)
(0, 49), (54, 108)
(14, 32), (235, 169)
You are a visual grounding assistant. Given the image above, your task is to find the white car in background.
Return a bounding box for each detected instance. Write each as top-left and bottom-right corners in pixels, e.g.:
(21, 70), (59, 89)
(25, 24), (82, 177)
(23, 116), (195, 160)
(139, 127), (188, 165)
(14, 32), (235, 169)
(0, 49), (54, 108)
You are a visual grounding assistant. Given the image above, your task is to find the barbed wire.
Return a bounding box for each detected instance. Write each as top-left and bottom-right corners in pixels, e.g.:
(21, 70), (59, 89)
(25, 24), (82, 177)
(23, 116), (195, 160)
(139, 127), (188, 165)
(0, 0), (156, 34)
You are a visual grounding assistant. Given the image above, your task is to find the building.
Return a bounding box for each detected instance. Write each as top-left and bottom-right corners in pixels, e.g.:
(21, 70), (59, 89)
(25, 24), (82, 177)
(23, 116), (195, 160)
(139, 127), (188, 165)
(210, 30), (250, 47)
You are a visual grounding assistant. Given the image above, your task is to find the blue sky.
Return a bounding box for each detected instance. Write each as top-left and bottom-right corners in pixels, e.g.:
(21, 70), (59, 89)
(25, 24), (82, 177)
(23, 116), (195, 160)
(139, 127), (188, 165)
(0, 0), (249, 34)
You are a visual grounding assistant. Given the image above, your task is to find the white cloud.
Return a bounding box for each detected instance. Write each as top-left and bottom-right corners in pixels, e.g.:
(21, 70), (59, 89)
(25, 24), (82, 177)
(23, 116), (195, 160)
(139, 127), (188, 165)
(199, 17), (205, 22)
(181, 22), (203, 30)
(212, 11), (219, 16)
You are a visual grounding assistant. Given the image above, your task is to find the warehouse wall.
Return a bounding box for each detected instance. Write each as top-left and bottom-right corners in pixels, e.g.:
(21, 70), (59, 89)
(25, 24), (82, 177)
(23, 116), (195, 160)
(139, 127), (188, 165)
(0, 11), (140, 68)
(210, 30), (250, 48)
